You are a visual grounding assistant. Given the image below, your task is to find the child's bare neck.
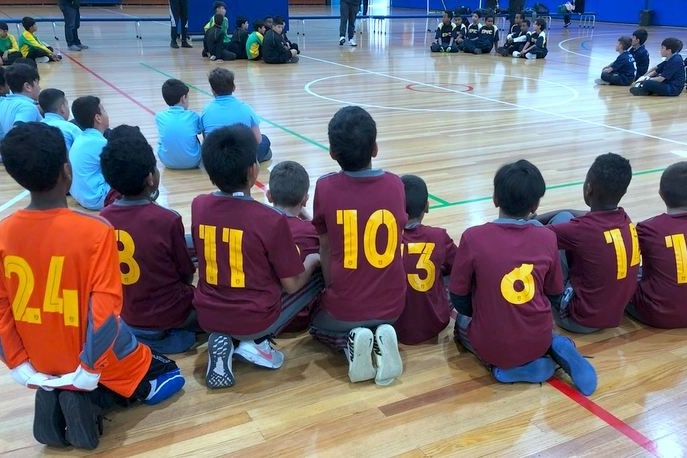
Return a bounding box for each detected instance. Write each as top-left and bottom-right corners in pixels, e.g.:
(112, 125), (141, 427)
(274, 204), (301, 217)
(27, 191), (68, 210)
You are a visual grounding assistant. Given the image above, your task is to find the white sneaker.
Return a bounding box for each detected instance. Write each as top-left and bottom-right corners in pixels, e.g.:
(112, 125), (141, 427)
(235, 339), (284, 369)
(206, 333), (235, 389)
(339, 36), (346, 45)
(349, 38), (357, 46)
(35, 56), (50, 63)
(511, 51), (521, 58)
(595, 78), (610, 85)
(525, 53), (537, 60)
(210, 55), (217, 61)
(373, 324), (402, 386)
(346, 327), (376, 383)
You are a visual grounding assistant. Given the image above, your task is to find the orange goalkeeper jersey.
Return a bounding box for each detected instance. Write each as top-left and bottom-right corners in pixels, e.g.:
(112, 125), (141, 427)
(0, 208), (150, 397)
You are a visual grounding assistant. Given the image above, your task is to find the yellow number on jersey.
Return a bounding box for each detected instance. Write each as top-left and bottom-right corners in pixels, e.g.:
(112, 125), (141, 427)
(665, 233), (687, 284)
(604, 224), (640, 280)
(4, 255), (79, 326)
(199, 224), (246, 288)
(115, 229), (141, 285)
(406, 242), (436, 292)
(500, 263), (536, 305)
(337, 209), (399, 270)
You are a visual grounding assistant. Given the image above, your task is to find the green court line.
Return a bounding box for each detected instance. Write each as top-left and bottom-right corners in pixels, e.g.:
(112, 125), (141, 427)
(139, 63), (665, 212)
(429, 167), (666, 210)
(140, 61), (452, 206)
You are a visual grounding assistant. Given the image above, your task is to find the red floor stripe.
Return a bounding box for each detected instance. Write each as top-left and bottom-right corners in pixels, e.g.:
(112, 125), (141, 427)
(547, 378), (659, 456)
(62, 54), (268, 191)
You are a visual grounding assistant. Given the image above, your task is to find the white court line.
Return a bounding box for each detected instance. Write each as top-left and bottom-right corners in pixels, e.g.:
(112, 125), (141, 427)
(557, 34), (613, 62)
(0, 190), (29, 215)
(301, 55), (687, 148)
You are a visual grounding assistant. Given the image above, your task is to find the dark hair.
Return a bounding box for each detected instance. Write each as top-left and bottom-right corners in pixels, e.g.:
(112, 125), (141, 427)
(1, 122), (67, 192)
(618, 36), (632, 51)
(535, 18), (546, 30)
(208, 67), (234, 96)
(269, 161), (309, 207)
(660, 162), (687, 208)
(485, 16), (495, 22)
(71, 96), (101, 129)
(202, 124), (257, 193)
(493, 159), (546, 217)
(473, 11), (481, 18)
(161, 78), (188, 106)
(328, 106), (377, 171)
(236, 16), (248, 27)
(586, 153), (632, 207)
(661, 37), (683, 54)
(273, 16), (285, 26)
(522, 19), (531, 27)
(443, 10), (454, 19)
(4, 63), (39, 94)
(38, 88), (66, 114)
(632, 28), (648, 45)
(21, 16), (36, 30)
(253, 19), (264, 30)
(100, 125), (156, 196)
(402, 174), (428, 219)
(213, 13), (224, 27)
(12, 57), (37, 69)
(212, 1), (226, 11)
(0, 21), (8, 31)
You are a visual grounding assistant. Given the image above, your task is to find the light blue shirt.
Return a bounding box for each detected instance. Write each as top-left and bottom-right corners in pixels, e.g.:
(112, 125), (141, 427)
(69, 128), (110, 210)
(41, 112), (82, 151)
(155, 106), (202, 169)
(200, 95), (260, 136)
(0, 93), (42, 139)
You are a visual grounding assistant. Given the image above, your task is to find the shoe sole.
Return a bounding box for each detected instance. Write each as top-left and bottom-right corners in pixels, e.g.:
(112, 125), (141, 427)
(59, 391), (101, 450)
(206, 333), (235, 388)
(374, 324), (403, 386)
(347, 328), (376, 383)
(550, 337), (597, 396)
(492, 357), (556, 384)
(33, 389), (68, 448)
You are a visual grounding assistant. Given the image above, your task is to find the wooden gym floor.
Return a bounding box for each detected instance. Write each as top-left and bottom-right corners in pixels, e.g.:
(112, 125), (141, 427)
(0, 4), (686, 456)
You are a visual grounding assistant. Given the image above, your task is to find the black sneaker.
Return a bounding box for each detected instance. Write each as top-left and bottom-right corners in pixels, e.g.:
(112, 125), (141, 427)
(33, 389), (68, 448)
(181, 40), (193, 48)
(59, 391), (103, 450)
(170, 40), (179, 49)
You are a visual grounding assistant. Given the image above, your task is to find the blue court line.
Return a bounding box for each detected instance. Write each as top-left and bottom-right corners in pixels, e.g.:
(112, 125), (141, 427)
(580, 40), (592, 50)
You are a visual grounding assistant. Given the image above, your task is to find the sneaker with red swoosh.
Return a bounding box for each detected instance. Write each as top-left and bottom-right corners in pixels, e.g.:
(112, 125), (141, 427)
(235, 339), (284, 369)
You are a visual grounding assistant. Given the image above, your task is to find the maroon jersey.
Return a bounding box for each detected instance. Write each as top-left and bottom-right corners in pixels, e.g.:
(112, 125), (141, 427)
(313, 170), (407, 321)
(549, 208), (639, 328)
(395, 223), (457, 345)
(192, 194), (304, 335)
(631, 212), (687, 328)
(287, 215), (319, 261)
(99, 201), (195, 330)
(449, 221), (562, 368)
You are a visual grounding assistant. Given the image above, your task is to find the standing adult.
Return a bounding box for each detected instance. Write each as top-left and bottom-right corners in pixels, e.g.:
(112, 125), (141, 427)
(59, 0), (87, 51)
(339, 0), (361, 47)
(169, 0), (191, 49)
(564, 0), (585, 28)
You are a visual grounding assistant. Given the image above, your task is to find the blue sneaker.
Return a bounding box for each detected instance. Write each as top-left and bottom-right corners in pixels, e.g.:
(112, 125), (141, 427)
(144, 369), (185, 405)
(550, 335), (597, 396)
(492, 357), (556, 384)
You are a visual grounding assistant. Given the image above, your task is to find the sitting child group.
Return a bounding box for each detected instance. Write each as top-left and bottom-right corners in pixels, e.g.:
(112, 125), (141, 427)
(0, 10), (686, 451)
(431, 10), (686, 97)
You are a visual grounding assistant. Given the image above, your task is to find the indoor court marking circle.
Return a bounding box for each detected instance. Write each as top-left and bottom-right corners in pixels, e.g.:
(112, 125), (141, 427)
(304, 71), (580, 113)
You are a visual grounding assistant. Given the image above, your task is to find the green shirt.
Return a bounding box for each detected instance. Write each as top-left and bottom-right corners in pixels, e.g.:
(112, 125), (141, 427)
(204, 16), (229, 44)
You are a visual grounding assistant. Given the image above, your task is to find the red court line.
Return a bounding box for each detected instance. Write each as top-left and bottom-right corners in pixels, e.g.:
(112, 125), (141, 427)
(62, 54), (267, 191)
(547, 378), (659, 456)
